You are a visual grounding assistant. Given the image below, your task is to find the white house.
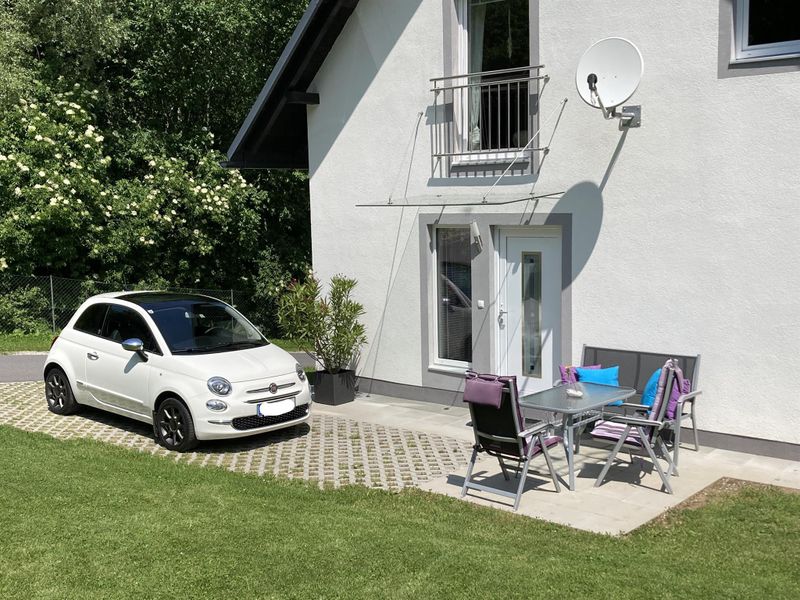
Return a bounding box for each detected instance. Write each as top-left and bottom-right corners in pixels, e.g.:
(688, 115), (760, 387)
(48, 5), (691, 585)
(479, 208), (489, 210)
(228, 0), (800, 459)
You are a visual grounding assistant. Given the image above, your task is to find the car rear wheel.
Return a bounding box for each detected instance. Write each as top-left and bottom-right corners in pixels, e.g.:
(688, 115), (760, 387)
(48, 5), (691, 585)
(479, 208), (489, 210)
(154, 398), (197, 452)
(45, 367), (79, 415)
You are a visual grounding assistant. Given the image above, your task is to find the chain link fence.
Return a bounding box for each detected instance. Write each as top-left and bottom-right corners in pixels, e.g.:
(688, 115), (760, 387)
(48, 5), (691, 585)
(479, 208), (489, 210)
(0, 275), (255, 334)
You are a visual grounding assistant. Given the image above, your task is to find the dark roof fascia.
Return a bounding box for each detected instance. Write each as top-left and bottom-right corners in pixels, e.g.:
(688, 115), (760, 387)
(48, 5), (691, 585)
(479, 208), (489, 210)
(225, 0), (359, 170)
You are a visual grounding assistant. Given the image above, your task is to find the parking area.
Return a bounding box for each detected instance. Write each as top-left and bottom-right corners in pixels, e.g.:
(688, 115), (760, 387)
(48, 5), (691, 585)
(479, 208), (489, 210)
(0, 381), (473, 491)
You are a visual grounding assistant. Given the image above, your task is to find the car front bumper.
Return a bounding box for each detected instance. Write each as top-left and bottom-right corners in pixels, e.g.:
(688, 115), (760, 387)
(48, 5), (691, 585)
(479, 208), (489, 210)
(193, 378), (313, 440)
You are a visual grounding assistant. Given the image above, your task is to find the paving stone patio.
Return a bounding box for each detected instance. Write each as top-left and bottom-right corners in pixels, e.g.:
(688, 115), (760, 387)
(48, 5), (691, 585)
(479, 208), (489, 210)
(0, 381), (473, 491)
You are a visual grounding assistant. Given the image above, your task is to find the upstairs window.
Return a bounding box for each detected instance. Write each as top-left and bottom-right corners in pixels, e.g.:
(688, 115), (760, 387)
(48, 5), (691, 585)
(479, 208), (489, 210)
(462, 0), (530, 153)
(734, 1), (800, 62)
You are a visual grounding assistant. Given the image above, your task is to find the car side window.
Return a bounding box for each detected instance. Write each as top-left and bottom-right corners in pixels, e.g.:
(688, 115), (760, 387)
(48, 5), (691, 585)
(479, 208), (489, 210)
(73, 303), (109, 336)
(101, 305), (160, 353)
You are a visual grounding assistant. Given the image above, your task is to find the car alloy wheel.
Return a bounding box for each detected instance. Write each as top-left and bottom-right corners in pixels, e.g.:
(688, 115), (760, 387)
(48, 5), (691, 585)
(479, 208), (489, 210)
(154, 398), (197, 452)
(45, 367), (78, 415)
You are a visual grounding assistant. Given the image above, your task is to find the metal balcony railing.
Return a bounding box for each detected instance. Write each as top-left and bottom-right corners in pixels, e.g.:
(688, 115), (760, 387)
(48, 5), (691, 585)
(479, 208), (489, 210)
(430, 65), (546, 177)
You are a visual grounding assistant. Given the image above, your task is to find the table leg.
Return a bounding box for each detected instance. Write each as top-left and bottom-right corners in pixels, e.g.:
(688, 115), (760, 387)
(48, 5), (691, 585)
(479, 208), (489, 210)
(562, 414), (575, 491)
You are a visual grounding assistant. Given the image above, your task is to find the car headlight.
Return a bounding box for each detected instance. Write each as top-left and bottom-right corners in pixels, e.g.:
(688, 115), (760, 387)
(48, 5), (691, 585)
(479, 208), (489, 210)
(296, 363), (306, 382)
(206, 399), (228, 411)
(207, 376), (232, 396)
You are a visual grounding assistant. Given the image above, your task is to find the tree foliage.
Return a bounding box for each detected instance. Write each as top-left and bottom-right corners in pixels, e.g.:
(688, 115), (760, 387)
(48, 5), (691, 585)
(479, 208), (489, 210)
(0, 0), (311, 333)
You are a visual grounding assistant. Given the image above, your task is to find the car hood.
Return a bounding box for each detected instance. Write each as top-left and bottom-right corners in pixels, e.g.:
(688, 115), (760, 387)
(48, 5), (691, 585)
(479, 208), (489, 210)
(169, 343), (299, 383)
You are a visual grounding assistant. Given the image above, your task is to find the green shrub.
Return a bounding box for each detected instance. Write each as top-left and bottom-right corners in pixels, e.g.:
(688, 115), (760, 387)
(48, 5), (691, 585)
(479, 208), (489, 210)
(0, 286), (50, 333)
(278, 275), (367, 373)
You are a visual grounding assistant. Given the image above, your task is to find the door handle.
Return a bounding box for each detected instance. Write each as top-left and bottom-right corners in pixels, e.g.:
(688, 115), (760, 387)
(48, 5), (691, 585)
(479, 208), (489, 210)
(87, 352), (99, 360)
(497, 309), (507, 327)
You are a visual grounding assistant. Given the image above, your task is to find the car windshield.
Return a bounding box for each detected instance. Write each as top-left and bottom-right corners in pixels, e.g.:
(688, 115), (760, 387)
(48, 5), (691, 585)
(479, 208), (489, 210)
(139, 297), (268, 354)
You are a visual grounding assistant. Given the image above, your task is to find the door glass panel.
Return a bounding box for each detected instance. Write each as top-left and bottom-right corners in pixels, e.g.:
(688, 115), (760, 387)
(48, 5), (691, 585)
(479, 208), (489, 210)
(436, 228), (472, 362)
(521, 252), (541, 378)
(102, 305), (159, 352)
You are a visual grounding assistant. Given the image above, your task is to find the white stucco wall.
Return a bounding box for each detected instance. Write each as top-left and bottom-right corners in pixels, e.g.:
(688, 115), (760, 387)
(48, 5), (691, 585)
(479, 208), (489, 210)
(306, 0), (800, 445)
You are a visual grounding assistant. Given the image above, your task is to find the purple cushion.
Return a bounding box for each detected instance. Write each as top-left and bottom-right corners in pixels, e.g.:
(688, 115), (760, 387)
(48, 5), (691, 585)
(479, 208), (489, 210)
(559, 363), (601, 384)
(666, 374), (691, 420)
(591, 421), (644, 447)
(524, 435), (563, 456)
(463, 376), (504, 408)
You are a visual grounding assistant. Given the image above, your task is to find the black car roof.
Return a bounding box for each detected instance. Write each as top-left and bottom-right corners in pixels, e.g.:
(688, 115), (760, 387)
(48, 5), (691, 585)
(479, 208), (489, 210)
(120, 292), (222, 306)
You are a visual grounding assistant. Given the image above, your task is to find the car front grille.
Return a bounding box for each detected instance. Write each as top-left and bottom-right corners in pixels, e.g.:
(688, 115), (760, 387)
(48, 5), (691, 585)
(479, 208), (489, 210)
(231, 404), (310, 431)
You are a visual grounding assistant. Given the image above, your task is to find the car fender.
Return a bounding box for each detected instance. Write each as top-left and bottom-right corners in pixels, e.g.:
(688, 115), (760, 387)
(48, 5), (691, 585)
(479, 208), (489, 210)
(149, 378), (206, 420)
(44, 346), (82, 397)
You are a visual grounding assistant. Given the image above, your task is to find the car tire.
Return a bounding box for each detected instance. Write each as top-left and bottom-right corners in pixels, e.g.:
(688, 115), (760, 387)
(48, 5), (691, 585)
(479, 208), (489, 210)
(45, 367), (79, 415)
(154, 398), (198, 452)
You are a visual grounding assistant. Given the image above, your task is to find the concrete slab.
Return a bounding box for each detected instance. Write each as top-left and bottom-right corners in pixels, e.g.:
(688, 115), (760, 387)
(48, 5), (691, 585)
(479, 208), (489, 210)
(320, 392), (800, 535)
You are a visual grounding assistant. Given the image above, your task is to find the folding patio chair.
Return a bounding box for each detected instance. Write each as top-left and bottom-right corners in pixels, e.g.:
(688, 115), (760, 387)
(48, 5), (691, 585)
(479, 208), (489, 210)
(461, 374), (562, 511)
(591, 361), (688, 494)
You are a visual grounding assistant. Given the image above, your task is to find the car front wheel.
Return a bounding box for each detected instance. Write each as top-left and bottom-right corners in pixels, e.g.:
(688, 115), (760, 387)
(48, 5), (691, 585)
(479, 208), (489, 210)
(154, 398), (198, 452)
(45, 367), (79, 415)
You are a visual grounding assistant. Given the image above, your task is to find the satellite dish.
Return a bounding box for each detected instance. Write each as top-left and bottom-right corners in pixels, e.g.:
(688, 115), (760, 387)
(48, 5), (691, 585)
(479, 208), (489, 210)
(576, 37), (643, 124)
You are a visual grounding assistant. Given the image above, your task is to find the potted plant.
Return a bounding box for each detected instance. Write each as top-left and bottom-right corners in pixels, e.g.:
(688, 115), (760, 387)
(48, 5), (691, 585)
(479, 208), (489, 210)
(278, 274), (367, 405)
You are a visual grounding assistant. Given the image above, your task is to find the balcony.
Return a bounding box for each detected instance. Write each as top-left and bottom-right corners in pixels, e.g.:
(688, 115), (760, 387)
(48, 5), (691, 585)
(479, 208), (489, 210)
(430, 65), (546, 178)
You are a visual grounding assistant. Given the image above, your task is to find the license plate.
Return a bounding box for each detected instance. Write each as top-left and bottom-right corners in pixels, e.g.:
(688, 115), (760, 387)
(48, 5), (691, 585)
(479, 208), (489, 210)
(257, 398), (295, 417)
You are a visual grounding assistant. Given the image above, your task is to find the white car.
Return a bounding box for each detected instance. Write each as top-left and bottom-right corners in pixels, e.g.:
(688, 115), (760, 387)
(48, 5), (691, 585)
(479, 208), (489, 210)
(44, 292), (312, 451)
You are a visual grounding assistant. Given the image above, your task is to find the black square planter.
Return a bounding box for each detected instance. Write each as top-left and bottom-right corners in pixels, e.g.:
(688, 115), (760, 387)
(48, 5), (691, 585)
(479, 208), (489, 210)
(313, 370), (356, 405)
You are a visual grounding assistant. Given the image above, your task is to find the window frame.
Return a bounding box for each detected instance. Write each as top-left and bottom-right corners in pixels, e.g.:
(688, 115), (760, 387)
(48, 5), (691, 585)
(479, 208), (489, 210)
(733, 0), (800, 63)
(429, 225), (473, 371)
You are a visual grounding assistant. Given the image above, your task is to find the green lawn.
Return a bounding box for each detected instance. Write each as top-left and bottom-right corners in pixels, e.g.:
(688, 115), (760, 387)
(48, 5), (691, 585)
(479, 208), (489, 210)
(269, 338), (304, 352)
(0, 331), (55, 353)
(1, 426), (798, 600)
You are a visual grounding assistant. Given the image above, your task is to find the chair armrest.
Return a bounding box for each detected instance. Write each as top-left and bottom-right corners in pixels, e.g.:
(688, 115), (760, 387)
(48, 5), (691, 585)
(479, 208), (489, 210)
(605, 415), (662, 428)
(618, 402), (650, 415)
(679, 390), (702, 403)
(518, 421), (551, 439)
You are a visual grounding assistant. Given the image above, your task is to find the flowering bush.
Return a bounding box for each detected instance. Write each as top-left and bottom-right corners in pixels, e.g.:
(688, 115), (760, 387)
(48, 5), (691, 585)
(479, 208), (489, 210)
(0, 84), (293, 296)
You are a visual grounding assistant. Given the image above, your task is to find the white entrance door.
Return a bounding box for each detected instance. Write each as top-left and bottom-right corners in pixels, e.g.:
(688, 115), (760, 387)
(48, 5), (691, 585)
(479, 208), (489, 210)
(497, 228), (561, 395)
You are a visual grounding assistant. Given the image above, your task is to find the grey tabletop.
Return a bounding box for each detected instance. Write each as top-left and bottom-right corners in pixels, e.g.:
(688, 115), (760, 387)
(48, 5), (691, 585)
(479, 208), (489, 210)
(518, 382), (636, 415)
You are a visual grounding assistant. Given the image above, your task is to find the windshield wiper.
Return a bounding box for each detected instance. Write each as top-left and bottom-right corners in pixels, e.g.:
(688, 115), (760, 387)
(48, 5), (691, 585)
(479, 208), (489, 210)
(171, 340), (265, 354)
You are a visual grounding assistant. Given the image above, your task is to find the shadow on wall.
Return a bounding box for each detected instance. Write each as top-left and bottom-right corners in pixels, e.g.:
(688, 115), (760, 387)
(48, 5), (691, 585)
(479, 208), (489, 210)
(308, 0), (425, 176)
(545, 181), (603, 284)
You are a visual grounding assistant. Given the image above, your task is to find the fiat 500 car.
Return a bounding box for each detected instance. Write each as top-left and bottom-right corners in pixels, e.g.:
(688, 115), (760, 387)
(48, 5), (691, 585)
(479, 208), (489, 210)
(44, 292), (312, 451)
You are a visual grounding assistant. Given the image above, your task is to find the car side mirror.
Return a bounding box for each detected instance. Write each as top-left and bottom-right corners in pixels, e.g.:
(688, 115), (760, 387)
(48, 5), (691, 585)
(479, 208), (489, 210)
(122, 338), (148, 362)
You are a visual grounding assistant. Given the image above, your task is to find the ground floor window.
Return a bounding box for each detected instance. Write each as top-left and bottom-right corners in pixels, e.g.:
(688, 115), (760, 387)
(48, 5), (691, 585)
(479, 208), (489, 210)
(435, 228), (472, 363)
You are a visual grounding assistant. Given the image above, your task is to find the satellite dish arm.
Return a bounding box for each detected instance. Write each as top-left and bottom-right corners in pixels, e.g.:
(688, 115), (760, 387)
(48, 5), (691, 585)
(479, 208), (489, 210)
(587, 74), (615, 120)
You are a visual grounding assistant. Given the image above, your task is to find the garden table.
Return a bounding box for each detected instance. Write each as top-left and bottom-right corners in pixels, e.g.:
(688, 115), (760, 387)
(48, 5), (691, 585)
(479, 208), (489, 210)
(519, 382), (636, 491)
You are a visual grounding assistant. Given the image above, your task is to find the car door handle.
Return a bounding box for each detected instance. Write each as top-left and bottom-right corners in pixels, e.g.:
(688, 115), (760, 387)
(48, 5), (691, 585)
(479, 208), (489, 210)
(87, 352), (99, 360)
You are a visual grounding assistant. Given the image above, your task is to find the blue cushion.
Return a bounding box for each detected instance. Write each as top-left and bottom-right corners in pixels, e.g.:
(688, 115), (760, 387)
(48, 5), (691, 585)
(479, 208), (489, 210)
(575, 365), (619, 386)
(576, 366), (621, 404)
(640, 368), (662, 408)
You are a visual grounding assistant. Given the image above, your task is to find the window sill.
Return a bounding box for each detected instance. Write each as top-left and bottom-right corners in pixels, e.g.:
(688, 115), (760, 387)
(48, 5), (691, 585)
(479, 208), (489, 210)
(451, 151), (529, 169)
(427, 363), (469, 376)
(730, 51), (800, 65)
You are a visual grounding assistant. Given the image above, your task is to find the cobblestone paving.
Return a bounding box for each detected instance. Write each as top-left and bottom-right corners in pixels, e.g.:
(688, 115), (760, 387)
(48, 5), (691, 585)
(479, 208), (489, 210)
(0, 382), (473, 491)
